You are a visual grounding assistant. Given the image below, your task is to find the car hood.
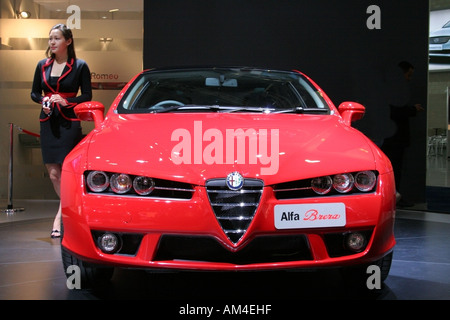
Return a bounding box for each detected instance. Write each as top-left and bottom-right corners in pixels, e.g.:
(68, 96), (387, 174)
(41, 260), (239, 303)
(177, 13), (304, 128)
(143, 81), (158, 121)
(83, 113), (379, 185)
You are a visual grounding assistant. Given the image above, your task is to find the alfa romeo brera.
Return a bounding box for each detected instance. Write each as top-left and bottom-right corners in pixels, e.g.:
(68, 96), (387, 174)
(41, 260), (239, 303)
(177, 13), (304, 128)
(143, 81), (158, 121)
(60, 67), (396, 288)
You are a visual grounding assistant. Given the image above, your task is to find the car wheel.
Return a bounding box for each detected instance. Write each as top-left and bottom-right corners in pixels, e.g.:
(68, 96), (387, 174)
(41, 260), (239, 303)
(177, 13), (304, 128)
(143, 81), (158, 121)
(60, 224), (114, 289)
(375, 251), (393, 282)
(340, 251), (393, 287)
(61, 246), (114, 289)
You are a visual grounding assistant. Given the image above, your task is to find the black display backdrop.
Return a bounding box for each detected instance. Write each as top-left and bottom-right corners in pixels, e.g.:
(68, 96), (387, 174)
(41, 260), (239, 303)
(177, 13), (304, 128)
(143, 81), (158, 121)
(144, 0), (429, 202)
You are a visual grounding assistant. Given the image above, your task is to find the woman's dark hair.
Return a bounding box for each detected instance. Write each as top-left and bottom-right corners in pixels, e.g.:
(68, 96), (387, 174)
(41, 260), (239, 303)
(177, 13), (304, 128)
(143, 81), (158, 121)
(45, 24), (76, 60)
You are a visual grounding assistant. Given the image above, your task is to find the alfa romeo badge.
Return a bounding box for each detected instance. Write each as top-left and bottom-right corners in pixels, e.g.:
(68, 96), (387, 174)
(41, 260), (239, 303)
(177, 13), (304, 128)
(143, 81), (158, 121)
(226, 172), (244, 191)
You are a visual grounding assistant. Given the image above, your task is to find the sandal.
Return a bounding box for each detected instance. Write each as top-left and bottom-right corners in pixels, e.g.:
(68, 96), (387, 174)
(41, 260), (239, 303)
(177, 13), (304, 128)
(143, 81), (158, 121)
(51, 229), (61, 238)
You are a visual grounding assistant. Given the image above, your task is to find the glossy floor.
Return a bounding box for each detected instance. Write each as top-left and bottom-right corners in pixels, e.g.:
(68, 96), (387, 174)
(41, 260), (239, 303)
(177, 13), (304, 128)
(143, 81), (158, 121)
(0, 200), (449, 301)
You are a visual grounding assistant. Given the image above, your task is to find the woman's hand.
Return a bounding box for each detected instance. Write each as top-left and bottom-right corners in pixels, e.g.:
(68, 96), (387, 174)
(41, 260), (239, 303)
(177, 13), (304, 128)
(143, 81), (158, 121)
(49, 94), (68, 106)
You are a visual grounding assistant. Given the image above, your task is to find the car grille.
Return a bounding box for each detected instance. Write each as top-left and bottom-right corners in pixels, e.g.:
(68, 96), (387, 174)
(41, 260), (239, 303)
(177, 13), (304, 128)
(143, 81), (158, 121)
(206, 178), (264, 244)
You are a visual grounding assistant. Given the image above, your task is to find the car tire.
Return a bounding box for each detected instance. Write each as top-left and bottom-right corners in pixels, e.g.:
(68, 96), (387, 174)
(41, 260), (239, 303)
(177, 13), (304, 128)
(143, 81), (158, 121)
(61, 246), (114, 290)
(376, 251), (393, 282)
(60, 223), (114, 289)
(340, 251), (393, 287)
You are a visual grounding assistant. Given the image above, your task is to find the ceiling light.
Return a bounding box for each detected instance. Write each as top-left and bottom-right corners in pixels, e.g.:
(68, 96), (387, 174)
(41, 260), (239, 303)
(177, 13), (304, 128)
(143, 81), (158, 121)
(18, 11), (31, 19)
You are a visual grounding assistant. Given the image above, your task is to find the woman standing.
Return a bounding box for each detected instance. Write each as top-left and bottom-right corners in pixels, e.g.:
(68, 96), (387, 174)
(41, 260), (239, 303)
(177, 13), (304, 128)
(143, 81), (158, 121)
(31, 24), (92, 238)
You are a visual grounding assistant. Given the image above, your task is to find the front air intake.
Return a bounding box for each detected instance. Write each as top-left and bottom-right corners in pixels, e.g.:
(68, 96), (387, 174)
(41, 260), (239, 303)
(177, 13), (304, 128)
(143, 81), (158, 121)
(206, 178), (264, 244)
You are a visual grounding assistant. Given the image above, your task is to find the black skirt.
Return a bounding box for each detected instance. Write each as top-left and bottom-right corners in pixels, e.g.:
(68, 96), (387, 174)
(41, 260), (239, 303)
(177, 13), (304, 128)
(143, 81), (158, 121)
(40, 111), (82, 164)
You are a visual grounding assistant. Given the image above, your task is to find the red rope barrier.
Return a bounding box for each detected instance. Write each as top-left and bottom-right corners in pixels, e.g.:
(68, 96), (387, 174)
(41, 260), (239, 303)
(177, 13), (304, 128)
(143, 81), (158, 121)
(14, 125), (40, 138)
(20, 128), (40, 138)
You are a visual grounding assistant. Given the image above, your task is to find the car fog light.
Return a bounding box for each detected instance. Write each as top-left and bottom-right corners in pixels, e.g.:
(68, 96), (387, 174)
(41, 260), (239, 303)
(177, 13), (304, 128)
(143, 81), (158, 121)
(86, 171), (109, 192)
(345, 232), (366, 252)
(110, 173), (132, 194)
(354, 171), (377, 192)
(333, 173), (354, 193)
(311, 176), (332, 195)
(98, 233), (121, 254)
(133, 176), (155, 195)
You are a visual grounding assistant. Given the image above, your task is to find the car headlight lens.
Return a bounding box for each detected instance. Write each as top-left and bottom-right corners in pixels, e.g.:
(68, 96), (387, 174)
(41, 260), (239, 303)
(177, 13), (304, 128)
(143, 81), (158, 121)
(86, 171), (109, 192)
(110, 173), (132, 194)
(354, 171), (377, 192)
(133, 176), (155, 195)
(333, 173), (355, 193)
(311, 176), (332, 195)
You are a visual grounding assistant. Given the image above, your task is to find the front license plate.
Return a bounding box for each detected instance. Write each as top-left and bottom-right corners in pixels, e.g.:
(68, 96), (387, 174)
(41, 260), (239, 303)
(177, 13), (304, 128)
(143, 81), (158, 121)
(274, 203), (346, 229)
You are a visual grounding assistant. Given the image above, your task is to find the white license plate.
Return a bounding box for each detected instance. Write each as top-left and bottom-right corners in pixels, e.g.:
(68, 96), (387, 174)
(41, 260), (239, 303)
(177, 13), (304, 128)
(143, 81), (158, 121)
(274, 203), (346, 229)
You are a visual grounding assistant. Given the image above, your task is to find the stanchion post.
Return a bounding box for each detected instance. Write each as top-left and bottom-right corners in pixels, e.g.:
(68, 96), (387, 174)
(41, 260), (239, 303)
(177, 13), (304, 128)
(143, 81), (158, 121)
(2, 123), (24, 214)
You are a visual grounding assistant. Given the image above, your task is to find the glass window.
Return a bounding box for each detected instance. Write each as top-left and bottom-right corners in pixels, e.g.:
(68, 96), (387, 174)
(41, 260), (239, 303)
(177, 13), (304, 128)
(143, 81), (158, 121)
(0, 0), (143, 200)
(119, 68), (329, 113)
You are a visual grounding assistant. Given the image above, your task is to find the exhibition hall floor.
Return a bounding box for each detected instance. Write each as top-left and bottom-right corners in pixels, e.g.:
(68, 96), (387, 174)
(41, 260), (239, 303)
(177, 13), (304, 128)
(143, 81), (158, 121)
(0, 200), (449, 301)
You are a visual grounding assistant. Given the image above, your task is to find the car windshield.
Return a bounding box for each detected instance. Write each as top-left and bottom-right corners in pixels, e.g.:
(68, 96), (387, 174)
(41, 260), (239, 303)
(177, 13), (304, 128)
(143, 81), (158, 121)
(118, 68), (330, 114)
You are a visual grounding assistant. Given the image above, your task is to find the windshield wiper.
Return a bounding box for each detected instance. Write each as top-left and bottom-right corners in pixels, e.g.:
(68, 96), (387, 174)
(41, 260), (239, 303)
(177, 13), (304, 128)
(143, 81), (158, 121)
(151, 105), (274, 113)
(149, 104), (328, 114)
(225, 106), (276, 113)
(274, 106), (329, 114)
(150, 105), (221, 113)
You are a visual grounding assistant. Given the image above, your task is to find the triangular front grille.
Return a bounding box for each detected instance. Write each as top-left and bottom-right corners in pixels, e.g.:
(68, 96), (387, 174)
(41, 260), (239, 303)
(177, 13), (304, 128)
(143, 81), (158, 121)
(206, 178), (264, 244)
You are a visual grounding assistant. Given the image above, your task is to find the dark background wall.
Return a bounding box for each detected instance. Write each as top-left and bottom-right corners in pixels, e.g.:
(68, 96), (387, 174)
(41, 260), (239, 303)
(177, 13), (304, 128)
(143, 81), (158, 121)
(143, 0), (429, 202)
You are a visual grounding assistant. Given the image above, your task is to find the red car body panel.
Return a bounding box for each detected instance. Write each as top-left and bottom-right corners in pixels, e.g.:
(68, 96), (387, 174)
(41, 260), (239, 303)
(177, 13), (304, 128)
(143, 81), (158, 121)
(61, 68), (396, 272)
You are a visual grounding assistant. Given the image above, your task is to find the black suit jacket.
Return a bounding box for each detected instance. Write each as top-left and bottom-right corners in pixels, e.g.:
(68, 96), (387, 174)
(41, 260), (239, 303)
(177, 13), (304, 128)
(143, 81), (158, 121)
(31, 58), (92, 121)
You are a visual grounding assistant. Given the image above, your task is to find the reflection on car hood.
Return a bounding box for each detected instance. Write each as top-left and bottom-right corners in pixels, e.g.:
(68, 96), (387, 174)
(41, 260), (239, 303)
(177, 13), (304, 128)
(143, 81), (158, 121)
(84, 113), (378, 185)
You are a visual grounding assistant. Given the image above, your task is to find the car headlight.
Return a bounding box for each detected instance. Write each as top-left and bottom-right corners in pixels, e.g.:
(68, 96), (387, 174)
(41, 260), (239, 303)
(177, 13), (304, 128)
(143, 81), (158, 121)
(430, 36), (450, 44)
(133, 176), (155, 195)
(84, 171), (195, 200)
(274, 170), (379, 199)
(86, 171), (109, 192)
(110, 173), (132, 194)
(333, 173), (355, 193)
(311, 176), (332, 195)
(354, 170), (377, 192)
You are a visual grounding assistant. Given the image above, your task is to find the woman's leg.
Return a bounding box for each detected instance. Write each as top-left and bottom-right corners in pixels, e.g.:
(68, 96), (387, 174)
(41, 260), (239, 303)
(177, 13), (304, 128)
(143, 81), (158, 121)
(45, 163), (62, 237)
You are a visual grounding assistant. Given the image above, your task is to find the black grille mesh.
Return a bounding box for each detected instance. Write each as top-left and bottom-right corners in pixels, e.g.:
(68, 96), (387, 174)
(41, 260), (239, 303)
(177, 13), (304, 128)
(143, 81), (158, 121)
(206, 178), (263, 243)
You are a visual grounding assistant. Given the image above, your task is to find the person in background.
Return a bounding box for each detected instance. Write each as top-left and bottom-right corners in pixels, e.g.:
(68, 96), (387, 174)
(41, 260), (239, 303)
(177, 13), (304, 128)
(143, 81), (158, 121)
(381, 61), (424, 207)
(31, 24), (92, 238)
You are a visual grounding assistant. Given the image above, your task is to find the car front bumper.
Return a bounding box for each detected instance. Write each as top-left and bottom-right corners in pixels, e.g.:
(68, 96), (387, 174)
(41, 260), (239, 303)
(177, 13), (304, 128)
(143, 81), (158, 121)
(61, 171), (396, 271)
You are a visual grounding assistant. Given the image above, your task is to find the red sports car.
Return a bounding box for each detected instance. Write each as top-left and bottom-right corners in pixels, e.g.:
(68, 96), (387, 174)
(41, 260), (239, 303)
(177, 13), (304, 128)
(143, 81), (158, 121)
(60, 67), (395, 288)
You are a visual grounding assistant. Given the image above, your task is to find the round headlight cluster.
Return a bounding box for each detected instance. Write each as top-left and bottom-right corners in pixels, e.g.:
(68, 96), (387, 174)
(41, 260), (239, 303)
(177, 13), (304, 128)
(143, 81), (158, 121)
(133, 176), (156, 195)
(354, 171), (378, 192)
(86, 171), (155, 195)
(311, 176), (332, 195)
(110, 173), (132, 194)
(86, 171), (109, 192)
(311, 171), (377, 195)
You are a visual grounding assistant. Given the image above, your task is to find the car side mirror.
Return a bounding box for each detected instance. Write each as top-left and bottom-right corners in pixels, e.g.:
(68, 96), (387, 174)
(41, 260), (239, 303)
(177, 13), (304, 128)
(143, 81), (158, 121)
(338, 102), (365, 126)
(75, 101), (105, 127)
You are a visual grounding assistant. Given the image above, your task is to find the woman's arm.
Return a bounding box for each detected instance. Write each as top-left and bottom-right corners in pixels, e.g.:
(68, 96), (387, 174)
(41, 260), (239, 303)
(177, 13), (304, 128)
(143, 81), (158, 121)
(30, 62), (44, 104)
